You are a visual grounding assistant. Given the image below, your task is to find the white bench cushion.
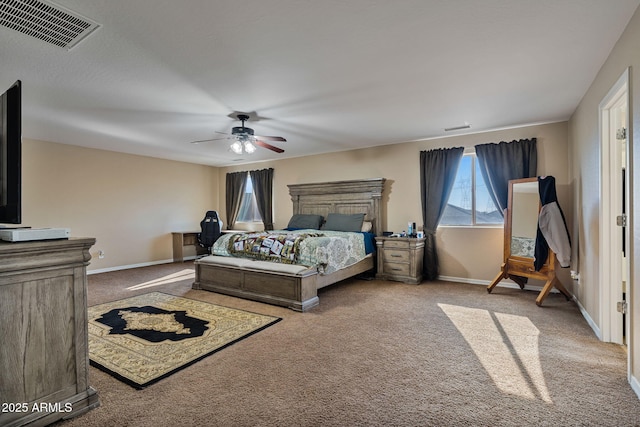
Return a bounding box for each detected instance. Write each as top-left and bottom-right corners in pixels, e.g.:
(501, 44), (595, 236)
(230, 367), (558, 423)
(197, 255), (316, 275)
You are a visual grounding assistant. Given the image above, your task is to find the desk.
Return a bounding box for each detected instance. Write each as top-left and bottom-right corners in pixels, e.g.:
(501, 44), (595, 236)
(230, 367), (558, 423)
(172, 231), (208, 262)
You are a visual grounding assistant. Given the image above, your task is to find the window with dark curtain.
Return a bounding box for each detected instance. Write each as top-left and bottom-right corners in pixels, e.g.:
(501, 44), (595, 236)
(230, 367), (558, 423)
(475, 138), (537, 216)
(237, 174), (263, 223)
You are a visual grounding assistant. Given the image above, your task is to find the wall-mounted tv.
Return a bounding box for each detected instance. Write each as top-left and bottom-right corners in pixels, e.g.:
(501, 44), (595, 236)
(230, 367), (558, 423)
(0, 80), (22, 224)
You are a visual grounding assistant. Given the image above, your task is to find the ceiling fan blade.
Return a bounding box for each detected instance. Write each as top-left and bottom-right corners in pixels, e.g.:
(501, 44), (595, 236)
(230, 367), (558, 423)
(255, 139), (285, 153)
(255, 135), (286, 142)
(189, 137), (228, 144)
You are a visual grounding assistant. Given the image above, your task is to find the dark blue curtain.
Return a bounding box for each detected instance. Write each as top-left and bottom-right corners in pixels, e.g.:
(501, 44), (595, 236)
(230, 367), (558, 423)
(250, 168), (274, 231)
(475, 138), (537, 216)
(225, 171), (247, 230)
(420, 147), (464, 280)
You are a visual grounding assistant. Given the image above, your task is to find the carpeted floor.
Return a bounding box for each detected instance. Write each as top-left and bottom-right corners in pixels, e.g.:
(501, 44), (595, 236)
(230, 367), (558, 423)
(55, 262), (640, 426)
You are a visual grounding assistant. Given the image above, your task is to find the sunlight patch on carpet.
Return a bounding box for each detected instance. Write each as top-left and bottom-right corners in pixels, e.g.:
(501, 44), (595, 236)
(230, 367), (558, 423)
(88, 292), (280, 389)
(438, 303), (552, 403)
(126, 269), (195, 290)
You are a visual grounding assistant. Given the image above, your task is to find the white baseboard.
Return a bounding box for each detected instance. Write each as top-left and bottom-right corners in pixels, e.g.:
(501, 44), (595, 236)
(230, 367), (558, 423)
(438, 275), (560, 293)
(87, 258), (177, 275)
(630, 374), (640, 400)
(572, 295), (602, 340)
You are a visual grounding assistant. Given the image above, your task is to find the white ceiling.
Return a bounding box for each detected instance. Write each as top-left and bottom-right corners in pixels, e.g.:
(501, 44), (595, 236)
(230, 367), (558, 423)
(1, 0), (639, 167)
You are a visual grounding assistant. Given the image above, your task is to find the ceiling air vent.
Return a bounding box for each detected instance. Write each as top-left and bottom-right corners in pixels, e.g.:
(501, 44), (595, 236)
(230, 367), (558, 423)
(0, 0), (100, 50)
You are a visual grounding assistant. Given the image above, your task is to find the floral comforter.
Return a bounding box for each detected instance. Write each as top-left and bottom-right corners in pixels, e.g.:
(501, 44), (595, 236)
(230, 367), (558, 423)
(212, 229), (370, 274)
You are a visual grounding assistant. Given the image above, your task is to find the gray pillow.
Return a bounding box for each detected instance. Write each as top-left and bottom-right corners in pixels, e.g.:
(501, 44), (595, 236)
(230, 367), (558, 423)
(322, 213), (365, 232)
(287, 214), (324, 229)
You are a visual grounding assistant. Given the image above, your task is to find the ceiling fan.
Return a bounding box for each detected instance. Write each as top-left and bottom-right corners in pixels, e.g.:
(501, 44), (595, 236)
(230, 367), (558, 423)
(191, 114), (286, 154)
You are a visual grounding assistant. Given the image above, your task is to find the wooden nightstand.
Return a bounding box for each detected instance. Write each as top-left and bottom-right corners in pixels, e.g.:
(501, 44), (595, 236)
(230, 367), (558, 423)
(376, 237), (425, 284)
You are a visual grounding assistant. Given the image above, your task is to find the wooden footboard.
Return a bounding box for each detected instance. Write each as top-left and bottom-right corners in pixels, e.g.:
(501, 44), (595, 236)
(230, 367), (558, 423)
(193, 258), (320, 311)
(192, 256), (374, 311)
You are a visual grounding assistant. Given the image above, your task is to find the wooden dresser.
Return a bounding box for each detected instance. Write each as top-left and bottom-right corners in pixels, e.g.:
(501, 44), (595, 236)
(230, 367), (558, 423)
(0, 238), (99, 427)
(376, 237), (425, 284)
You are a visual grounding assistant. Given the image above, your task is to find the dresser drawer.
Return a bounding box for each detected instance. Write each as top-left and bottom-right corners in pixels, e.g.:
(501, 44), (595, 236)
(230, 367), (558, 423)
(382, 249), (409, 263)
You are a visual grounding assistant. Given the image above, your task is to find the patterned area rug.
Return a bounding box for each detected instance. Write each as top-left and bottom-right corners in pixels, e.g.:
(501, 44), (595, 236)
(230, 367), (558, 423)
(88, 292), (281, 389)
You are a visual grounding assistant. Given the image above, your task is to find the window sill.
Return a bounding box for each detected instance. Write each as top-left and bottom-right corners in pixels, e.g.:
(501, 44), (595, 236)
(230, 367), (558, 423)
(231, 221), (264, 232)
(438, 224), (503, 230)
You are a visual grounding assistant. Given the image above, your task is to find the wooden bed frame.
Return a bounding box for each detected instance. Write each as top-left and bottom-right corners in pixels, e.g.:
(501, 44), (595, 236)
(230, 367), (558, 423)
(192, 178), (385, 311)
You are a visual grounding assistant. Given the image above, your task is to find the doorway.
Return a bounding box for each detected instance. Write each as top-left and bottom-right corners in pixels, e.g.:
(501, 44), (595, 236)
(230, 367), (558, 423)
(599, 68), (630, 349)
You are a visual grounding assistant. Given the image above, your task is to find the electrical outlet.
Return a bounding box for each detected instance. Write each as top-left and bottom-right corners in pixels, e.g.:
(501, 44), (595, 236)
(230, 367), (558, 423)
(570, 270), (580, 281)
(98, 250), (105, 259)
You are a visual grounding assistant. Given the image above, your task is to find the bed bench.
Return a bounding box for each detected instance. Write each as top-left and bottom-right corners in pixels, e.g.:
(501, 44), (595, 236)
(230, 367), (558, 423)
(194, 255), (320, 311)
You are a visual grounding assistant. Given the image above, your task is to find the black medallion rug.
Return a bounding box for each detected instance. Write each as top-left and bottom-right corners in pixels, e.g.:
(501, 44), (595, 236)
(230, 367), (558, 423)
(88, 292), (281, 389)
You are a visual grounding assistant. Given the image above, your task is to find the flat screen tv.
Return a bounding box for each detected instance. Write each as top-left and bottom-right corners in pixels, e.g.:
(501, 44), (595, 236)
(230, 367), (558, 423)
(0, 80), (22, 224)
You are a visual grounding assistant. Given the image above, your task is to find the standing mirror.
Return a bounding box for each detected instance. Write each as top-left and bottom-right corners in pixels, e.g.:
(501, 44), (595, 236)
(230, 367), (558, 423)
(487, 177), (571, 306)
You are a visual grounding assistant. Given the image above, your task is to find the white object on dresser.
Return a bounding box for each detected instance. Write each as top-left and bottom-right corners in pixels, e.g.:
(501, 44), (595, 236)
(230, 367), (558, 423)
(0, 227), (70, 242)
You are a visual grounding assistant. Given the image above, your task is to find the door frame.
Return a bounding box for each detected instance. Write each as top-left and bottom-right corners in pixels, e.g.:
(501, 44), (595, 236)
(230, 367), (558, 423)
(598, 68), (630, 348)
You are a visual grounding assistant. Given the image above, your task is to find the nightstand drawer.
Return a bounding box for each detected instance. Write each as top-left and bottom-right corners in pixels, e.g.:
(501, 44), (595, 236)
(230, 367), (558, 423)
(383, 262), (410, 276)
(383, 239), (409, 249)
(382, 249), (409, 263)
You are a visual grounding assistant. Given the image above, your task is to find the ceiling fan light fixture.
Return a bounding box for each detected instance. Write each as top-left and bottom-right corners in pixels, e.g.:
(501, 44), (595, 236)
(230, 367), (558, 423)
(194, 113), (285, 154)
(229, 134), (257, 154)
(229, 140), (243, 154)
(244, 140), (256, 154)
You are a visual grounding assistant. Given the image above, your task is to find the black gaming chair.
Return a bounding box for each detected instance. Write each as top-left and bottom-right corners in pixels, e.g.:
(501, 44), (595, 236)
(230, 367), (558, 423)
(197, 211), (222, 255)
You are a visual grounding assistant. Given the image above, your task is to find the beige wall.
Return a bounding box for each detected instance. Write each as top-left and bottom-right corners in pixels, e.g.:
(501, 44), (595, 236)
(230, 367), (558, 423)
(218, 121), (570, 284)
(22, 139), (219, 272)
(20, 120), (569, 286)
(568, 5), (640, 387)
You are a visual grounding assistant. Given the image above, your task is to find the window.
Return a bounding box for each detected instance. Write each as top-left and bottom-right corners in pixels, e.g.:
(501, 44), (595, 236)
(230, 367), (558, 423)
(237, 173), (262, 223)
(440, 153), (503, 226)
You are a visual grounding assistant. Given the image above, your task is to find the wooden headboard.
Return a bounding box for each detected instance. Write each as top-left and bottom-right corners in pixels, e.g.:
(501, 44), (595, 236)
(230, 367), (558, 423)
(288, 178), (386, 236)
